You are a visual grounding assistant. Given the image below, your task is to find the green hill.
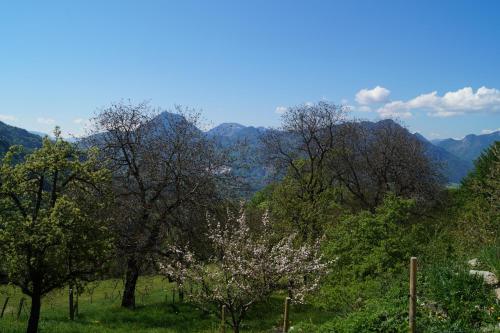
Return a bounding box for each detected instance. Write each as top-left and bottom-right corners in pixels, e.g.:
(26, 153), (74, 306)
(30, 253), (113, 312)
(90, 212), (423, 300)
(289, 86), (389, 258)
(0, 121), (42, 156)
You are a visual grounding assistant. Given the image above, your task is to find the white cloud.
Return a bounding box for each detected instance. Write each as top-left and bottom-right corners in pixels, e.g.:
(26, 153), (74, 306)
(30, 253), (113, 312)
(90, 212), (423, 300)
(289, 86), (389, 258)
(37, 117), (56, 125)
(481, 128), (500, 134)
(356, 105), (372, 113)
(377, 101), (413, 119)
(355, 86), (391, 105)
(427, 110), (463, 118)
(0, 114), (16, 122)
(377, 86), (500, 118)
(73, 118), (85, 124)
(275, 106), (288, 114)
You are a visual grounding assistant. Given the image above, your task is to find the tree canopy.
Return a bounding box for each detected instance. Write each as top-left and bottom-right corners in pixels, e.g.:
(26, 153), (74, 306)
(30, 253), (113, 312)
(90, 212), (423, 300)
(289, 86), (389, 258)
(0, 130), (112, 333)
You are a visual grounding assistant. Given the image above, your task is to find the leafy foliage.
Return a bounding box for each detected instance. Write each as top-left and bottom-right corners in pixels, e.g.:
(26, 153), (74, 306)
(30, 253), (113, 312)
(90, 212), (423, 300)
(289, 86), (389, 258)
(0, 130), (113, 332)
(316, 195), (420, 311)
(455, 141), (500, 250)
(422, 264), (499, 330)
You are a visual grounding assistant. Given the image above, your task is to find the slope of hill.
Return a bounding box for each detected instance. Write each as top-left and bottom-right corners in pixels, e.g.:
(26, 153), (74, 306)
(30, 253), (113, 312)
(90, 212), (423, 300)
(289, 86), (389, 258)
(433, 131), (500, 162)
(414, 132), (473, 183)
(0, 121), (42, 156)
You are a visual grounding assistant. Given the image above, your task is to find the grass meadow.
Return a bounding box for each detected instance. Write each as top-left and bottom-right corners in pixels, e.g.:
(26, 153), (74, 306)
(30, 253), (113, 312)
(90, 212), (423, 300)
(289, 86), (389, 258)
(0, 276), (333, 332)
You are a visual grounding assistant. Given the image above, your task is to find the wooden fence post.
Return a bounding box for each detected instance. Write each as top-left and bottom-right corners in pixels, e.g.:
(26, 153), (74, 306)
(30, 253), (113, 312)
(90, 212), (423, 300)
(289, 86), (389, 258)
(1, 297), (9, 318)
(409, 257), (417, 333)
(69, 287), (75, 320)
(75, 289), (79, 317)
(16, 298), (25, 320)
(283, 297), (290, 333)
(178, 284), (184, 303)
(220, 304), (226, 333)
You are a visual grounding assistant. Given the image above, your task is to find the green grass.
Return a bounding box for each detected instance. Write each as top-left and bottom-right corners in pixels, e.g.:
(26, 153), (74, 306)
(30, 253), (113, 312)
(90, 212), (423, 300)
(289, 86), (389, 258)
(0, 276), (333, 332)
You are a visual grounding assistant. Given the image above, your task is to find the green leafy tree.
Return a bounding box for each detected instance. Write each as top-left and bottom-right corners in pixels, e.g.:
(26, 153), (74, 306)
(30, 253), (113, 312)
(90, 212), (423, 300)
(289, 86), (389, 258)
(456, 141), (499, 250)
(0, 130), (112, 333)
(267, 172), (344, 242)
(462, 141), (500, 188)
(319, 195), (420, 310)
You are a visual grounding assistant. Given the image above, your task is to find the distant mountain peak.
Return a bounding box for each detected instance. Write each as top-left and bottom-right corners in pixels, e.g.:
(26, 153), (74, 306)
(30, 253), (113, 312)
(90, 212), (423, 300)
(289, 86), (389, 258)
(217, 122), (245, 128)
(155, 111), (186, 124)
(207, 123), (247, 136)
(434, 131), (500, 163)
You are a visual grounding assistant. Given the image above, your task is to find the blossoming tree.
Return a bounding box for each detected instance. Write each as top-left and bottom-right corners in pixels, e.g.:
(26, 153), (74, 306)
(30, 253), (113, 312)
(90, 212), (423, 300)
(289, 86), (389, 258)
(161, 210), (327, 333)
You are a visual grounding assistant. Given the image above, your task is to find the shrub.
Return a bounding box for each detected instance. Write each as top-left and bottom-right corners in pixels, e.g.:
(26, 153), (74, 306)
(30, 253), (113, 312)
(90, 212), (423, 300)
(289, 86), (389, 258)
(479, 240), (500, 275)
(422, 263), (499, 330)
(317, 195), (419, 310)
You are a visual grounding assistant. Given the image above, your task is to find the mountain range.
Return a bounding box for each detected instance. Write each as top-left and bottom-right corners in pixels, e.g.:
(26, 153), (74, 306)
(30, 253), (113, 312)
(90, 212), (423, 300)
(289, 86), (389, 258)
(205, 119), (498, 188)
(432, 132), (500, 162)
(1, 116), (498, 191)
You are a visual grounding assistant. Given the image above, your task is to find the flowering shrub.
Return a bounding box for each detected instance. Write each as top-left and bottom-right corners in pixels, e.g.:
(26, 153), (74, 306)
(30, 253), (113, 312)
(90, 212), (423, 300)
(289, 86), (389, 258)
(160, 209), (328, 333)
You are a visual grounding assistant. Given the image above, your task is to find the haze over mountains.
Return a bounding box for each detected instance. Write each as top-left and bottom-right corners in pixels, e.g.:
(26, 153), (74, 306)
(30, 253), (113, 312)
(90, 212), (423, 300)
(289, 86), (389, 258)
(1, 115), (498, 191)
(432, 132), (500, 162)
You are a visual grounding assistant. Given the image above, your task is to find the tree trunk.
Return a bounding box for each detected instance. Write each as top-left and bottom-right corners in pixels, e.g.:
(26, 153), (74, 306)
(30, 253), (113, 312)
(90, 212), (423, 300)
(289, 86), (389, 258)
(121, 258), (140, 309)
(26, 286), (41, 333)
(231, 314), (240, 333)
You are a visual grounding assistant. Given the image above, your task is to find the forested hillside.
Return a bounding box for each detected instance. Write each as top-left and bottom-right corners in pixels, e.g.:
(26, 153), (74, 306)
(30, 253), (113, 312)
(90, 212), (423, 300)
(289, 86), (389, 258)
(0, 121), (42, 156)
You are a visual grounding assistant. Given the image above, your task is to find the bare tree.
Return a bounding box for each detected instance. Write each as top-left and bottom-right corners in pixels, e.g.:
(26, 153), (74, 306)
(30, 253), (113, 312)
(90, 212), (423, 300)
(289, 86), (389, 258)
(263, 102), (442, 224)
(262, 102), (347, 202)
(261, 102), (347, 239)
(328, 119), (443, 211)
(86, 101), (224, 308)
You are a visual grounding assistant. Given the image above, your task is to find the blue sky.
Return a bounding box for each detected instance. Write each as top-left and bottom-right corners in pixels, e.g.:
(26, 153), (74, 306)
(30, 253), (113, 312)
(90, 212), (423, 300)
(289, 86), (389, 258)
(0, 0), (499, 138)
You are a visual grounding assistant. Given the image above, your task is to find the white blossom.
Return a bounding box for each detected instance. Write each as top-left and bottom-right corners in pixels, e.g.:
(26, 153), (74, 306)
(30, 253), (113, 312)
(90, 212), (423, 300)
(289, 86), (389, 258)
(160, 209), (328, 332)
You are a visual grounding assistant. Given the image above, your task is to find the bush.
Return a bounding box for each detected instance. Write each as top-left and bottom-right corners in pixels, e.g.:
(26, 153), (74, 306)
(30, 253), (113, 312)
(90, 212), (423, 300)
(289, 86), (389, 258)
(479, 239), (500, 276)
(422, 263), (500, 331)
(294, 286), (433, 332)
(317, 195), (420, 310)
